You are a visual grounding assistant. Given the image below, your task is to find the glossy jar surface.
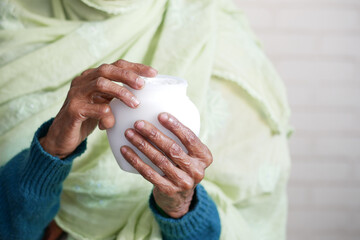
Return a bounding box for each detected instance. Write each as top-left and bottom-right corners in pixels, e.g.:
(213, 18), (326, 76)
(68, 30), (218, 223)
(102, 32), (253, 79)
(107, 75), (200, 175)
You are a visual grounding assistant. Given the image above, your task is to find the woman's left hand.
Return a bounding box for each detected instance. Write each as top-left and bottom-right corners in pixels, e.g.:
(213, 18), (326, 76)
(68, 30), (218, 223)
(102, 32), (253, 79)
(120, 112), (213, 218)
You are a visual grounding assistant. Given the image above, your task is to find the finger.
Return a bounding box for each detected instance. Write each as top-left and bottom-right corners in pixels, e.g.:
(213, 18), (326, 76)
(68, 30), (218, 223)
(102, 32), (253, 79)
(91, 93), (113, 104)
(133, 120), (193, 168)
(158, 113), (209, 157)
(71, 69), (96, 87)
(87, 64), (145, 90)
(81, 68), (95, 76)
(120, 146), (173, 190)
(124, 129), (192, 187)
(99, 112), (115, 130)
(89, 77), (140, 108)
(133, 120), (207, 181)
(80, 103), (115, 129)
(112, 59), (157, 77)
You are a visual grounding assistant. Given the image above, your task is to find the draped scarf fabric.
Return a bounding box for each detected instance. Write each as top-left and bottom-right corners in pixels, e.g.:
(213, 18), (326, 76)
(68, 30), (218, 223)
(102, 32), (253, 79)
(0, 0), (292, 239)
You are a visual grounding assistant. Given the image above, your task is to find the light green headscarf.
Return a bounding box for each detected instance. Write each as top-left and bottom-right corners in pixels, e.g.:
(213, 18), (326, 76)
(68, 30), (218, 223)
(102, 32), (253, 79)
(0, 0), (292, 239)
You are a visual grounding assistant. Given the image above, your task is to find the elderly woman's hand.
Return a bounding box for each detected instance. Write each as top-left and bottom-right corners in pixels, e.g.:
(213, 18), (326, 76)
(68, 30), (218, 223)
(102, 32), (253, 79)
(120, 112), (213, 218)
(39, 60), (157, 159)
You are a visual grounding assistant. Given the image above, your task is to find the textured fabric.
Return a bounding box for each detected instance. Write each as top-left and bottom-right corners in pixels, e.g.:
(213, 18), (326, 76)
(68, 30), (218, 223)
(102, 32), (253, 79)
(0, 0), (292, 239)
(0, 119), (86, 240)
(149, 185), (221, 240)
(0, 120), (220, 240)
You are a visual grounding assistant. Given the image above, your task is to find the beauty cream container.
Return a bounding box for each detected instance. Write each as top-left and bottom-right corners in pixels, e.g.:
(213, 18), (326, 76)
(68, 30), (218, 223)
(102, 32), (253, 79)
(107, 75), (200, 175)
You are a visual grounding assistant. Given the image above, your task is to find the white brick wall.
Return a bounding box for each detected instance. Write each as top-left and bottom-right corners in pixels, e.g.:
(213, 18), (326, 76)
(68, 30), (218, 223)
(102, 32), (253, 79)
(234, 0), (360, 239)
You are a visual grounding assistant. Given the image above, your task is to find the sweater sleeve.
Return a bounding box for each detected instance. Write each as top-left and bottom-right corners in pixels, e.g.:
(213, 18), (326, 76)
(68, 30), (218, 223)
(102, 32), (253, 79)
(0, 119), (87, 240)
(149, 184), (221, 240)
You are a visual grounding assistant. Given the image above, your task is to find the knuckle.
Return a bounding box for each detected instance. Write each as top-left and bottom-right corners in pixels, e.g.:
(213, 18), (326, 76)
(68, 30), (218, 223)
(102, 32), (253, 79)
(169, 143), (182, 158)
(144, 169), (155, 181)
(182, 159), (192, 169)
(206, 153), (213, 165)
(129, 154), (138, 165)
(185, 131), (197, 145)
(156, 155), (169, 168)
(180, 178), (194, 191)
(121, 69), (132, 79)
(135, 63), (147, 73)
(128, 61), (136, 68)
(115, 59), (126, 67)
(94, 77), (107, 90)
(162, 186), (175, 196)
(100, 105), (110, 115)
(137, 139), (147, 151)
(71, 76), (81, 86)
(80, 68), (93, 76)
(203, 147), (213, 165)
(192, 168), (205, 182)
(97, 64), (111, 75)
(149, 128), (159, 139)
(67, 101), (84, 120)
(149, 151), (159, 163)
(134, 63), (143, 70)
(117, 87), (130, 98)
(143, 66), (154, 75)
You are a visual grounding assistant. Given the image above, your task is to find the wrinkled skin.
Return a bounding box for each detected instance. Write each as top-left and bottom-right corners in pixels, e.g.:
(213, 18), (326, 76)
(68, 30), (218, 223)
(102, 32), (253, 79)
(40, 59), (213, 239)
(40, 59), (156, 159)
(121, 112), (213, 218)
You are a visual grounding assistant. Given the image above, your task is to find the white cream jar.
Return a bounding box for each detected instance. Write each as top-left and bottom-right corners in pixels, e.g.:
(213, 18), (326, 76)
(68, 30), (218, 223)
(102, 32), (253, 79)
(107, 75), (200, 175)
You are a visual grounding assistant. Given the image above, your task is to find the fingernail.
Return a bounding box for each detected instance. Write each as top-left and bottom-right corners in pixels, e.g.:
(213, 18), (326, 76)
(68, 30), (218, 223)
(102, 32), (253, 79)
(131, 96), (140, 107)
(135, 120), (145, 129)
(120, 146), (127, 154)
(136, 76), (145, 88)
(159, 113), (168, 122)
(125, 129), (134, 138)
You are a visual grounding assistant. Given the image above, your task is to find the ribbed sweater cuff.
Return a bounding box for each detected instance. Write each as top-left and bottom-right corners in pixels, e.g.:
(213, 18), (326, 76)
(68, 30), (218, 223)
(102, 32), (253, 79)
(149, 184), (221, 240)
(20, 118), (87, 198)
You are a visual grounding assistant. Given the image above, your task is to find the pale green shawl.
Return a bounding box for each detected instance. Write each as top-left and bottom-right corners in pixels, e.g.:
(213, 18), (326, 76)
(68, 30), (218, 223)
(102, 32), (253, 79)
(0, 0), (292, 239)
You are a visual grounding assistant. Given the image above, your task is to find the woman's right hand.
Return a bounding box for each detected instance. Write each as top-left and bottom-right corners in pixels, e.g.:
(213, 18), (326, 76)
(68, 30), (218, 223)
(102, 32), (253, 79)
(39, 59), (157, 159)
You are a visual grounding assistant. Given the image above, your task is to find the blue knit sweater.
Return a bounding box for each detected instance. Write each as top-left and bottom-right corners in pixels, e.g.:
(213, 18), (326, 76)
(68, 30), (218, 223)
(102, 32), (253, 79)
(0, 120), (221, 240)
